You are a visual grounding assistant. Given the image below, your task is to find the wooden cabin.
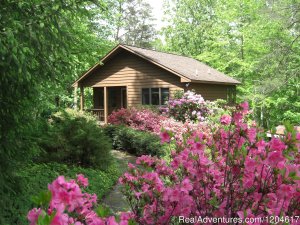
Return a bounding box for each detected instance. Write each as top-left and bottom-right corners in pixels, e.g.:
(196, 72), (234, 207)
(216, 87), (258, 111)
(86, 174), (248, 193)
(72, 44), (240, 123)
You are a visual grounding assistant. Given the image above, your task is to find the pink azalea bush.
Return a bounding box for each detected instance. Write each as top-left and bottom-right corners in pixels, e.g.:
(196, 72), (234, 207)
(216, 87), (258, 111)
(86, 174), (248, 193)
(31, 103), (300, 225)
(108, 107), (163, 133)
(161, 90), (210, 123)
(160, 117), (211, 143)
(108, 107), (210, 142)
(27, 174), (133, 225)
(119, 103), (300, 224)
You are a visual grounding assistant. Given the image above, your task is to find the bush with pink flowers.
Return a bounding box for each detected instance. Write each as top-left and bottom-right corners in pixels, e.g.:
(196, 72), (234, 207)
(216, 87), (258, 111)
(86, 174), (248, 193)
(107, 106), (209, 143)
(119, 102), (300, 224)
(27, 174), (134, 225)
(108, 107), (164, 133)
(161, 90), (211, 123)
(31, 103), (300, 224)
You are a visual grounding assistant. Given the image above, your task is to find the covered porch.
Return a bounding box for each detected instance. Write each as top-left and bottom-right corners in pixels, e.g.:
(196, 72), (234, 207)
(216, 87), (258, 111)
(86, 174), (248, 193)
(75, 85), (127, 123)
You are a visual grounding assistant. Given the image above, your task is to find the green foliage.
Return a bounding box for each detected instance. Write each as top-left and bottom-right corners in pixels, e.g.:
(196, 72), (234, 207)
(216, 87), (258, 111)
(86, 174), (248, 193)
(162, 0), (300, 128)
(173, 90), (184, 99)
(205, 99), (235, 125)
(133, 104), (161, 113)
(31, 191), (52, 209)
(39, 109), (113, 170)
(96, 204), (113, 218)
(0, 1), (113, 223)
(103, 125), (166, 156)
(8, 162), (120, 225)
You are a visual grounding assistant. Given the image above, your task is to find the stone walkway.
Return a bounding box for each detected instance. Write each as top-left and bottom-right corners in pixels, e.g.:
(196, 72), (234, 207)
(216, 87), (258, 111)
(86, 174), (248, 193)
(102, 150), (137, 213)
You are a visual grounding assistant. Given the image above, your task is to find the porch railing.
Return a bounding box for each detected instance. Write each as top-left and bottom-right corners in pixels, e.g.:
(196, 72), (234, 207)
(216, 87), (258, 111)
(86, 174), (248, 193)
(88, 109), (105, 122)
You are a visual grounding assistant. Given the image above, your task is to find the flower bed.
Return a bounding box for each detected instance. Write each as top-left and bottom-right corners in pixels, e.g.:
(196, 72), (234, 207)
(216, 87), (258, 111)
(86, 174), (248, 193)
(28, 103), (300, 225)
(119, 103), (300, 224)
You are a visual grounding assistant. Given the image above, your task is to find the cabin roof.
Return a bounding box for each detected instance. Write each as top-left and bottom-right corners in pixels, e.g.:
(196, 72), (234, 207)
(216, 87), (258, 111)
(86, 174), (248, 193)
(73, 44), (241, 86)
(267, 125), (300, 137)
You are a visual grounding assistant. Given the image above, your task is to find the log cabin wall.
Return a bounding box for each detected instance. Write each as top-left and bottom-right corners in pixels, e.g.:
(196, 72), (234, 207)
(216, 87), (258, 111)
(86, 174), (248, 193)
(81, 50), (184, 107)
(187, 83), (234, 101)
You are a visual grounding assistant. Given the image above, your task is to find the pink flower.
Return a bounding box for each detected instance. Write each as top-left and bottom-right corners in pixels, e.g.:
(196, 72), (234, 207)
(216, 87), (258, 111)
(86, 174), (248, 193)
(76, 174), (88, 187)
(240, 102), (249, 112)
(277, 184), (295, 199)
(247, 128), (256, 143)
(27, 208), (42, 225)
(51, 212), (69, 225)
(160, 131), (170, 143)
(269, 138), (286, 152)
(181, 178), (193, 192)
(256, 139), (266, 153)
(266, 151), (286, 168)
(136, 155), (155, 166)
(220, 114), (232, 125)
(106, 216), (118, 225)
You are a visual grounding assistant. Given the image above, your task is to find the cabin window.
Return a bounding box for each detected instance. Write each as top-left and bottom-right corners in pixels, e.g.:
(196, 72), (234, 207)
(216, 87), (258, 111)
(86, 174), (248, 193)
(142, 88), (150, 105)
(151, 88), (160, 105)
(142, 88), (170, 106)
(161, 88), (169, 105)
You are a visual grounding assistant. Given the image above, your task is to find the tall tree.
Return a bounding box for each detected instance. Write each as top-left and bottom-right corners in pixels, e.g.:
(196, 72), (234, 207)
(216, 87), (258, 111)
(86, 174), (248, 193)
(0, 0), (112, 222)
(162, 0), (217, 55)
(109, 0), (157, 47)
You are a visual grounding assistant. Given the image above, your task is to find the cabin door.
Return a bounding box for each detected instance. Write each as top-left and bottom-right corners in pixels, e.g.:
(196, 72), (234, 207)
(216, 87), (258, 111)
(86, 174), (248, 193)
(121, 87), (127, 108)
(108, 86), (126, 115)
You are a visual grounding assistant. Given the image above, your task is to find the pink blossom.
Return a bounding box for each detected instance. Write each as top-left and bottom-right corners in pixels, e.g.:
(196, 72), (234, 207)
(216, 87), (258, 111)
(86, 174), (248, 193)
(76, 174), (88, 187)
(27, 208), (42, 225)
(266, 151), (286, 168)
(240, 101), (249, 112)
(160, 131), (170, 143)
(220, 114), (232, 125)
(247, 127), (256, 143)
(269, 138), (286, 152)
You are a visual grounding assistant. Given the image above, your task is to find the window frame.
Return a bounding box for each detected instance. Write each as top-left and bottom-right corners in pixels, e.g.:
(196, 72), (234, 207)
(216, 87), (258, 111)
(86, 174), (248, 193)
(141, 87), (170, 106)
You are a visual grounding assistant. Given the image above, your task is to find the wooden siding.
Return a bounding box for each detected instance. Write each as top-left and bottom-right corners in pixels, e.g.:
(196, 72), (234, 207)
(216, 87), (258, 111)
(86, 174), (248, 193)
(81, 50), (184, 107)
(187, 83), (234, 101)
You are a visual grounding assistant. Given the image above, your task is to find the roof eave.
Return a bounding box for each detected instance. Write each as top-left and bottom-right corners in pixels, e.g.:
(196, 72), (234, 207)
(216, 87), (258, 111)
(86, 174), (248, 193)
(72, 44), (122, 87)
(72, 62), (101, 87)
(190, 79), (241, 85)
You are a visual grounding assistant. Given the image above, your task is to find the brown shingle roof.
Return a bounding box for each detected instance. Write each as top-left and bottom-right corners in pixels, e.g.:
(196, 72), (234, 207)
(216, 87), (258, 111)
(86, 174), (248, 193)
(122, 44), (240, 85)
(73, 44), (241, 86)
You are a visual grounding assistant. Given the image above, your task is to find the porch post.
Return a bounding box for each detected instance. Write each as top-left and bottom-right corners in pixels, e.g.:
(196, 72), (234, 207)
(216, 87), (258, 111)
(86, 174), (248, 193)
(73, 84), (78, 109)
(80, 85), (84, 111)
(104, 86), (108, 123)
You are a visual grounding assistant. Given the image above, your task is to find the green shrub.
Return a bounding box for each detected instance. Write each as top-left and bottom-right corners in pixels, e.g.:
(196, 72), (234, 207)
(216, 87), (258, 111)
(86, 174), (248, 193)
(9, 162), (121, 225)
(39, 109), (112, 170)
(104, 125), (166, 157)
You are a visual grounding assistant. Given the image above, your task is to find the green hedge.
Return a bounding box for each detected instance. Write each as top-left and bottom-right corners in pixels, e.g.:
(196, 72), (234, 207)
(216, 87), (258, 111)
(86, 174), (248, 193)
(103, 125), (167, 157)
(8, 162), (121, 225)
(39, 109), (112, 170)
